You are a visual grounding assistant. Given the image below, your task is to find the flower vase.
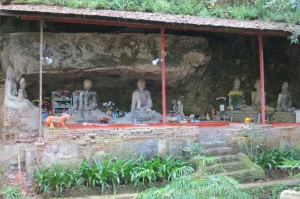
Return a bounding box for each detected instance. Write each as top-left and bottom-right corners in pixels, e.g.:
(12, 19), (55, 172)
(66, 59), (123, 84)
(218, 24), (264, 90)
(219, 104), (225, 112)
(107, 110), (112, 117)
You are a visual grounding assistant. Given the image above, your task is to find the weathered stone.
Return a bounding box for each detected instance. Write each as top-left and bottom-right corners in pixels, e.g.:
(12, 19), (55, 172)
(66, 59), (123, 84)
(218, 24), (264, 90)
(279, 140), (293, 151)
(271, 112), (296, 123)
(238, 153), (265, 181)
(41, 142), (79, 168)
(93, 150), (105, 163)
(280, 190), (300, 199)
(158, 140), (168, 158)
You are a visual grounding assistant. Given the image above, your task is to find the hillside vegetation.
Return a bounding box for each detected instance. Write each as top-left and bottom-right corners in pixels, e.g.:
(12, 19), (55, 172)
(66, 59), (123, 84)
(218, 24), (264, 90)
(13, 0), (300, 24)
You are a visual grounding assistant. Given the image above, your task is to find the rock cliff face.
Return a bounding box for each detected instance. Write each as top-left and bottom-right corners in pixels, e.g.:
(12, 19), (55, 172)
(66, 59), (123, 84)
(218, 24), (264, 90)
(0, 32), (212, 113)
(0, 33), (211, 82)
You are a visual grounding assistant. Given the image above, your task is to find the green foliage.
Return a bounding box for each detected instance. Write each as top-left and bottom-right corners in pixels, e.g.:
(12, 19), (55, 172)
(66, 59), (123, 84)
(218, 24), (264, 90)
(280, 159), (300, 175)
(13, 0), (300, 25)
(254, 148), (297, 171)
(0, 185), (28, 199)
(245, 183), (296, 199)
(237, 124), (265, 161)
(137, 174), (250, 199)
(34, 155), (193, 196)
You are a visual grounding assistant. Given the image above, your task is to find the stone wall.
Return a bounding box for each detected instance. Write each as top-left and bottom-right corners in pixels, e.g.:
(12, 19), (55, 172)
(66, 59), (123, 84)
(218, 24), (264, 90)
(33, 125), (300, 170)
(35, 126), (200, 169)
(0, 124), (299, 183)
(1, 106), (39, 142)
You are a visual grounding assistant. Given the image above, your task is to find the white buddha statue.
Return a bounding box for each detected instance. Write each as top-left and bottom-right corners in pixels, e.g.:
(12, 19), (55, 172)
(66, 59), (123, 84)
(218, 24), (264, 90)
(131, 79), (153, 112)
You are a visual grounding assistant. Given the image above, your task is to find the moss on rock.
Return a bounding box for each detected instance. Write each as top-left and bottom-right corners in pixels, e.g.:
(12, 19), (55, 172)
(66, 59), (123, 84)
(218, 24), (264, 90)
(238, 152), (265, 181)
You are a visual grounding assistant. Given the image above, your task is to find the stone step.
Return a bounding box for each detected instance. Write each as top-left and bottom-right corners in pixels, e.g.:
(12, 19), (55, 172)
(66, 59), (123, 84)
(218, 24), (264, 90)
(202, 147), (233, 156)
(218, 169), (260, 183)
(200, 141), (228, 149)
(207, 161), (245, 173)
(238, 177), (300, 190)
(215, 154), (240, 163)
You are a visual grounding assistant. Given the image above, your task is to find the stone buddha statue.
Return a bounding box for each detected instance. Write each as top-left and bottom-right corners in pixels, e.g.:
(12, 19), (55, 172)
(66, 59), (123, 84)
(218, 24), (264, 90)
(228, 78), (248, 110)
(174, 100), (185, 118)
(251, 79), (261, 107)
(277, 82), (295, 112)
(78, 79), (98, 111)
(251, 79), (275, 114)
(18, 77), (28, 99)
(72, 79), (104, 122)
(120, 79), (161, 124)
(4, 66), (32, 108)
(131, 79), (153, 112)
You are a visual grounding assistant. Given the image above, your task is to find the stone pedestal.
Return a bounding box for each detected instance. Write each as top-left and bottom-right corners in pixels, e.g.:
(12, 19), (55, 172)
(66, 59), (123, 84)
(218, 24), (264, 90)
(294, 110), (300, 122)
(2, 106), (39, 142)
(271, 112), (296, 123)
(218, 110), (259, 123)
(71, 110), (106, 122)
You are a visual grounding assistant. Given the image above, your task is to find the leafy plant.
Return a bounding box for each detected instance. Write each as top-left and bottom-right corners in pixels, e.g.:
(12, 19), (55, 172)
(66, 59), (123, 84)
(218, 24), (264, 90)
(0, 185), (23, 199)
(236, 124), (265, 160)
(137, 174), (250, 199)
(34, 154), (196, 196)
(254, 148), (297, 171)
(280, 159), (300, 175)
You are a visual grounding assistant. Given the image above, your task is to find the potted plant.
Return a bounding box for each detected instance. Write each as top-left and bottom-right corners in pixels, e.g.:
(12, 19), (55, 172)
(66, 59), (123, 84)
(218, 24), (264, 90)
(216, 97), (226, 111)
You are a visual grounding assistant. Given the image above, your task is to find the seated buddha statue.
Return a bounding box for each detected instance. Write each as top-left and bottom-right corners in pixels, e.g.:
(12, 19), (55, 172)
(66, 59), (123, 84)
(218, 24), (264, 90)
(121, 79), (161, 124)
(277, 81), (295, 112)
(4, 66), (32, 108)
(131, 79), (153, 112)
(251, 79), (275, 114)
(228, 78), (249, 110)
(72, 79), (105, 122)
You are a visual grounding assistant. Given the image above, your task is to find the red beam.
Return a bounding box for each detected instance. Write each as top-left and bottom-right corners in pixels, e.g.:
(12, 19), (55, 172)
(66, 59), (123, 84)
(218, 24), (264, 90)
(53, 18), (161, 29)
(259, 34), (266, 124)
(20, 16), (42, 20)
(161, 26), (167, 124)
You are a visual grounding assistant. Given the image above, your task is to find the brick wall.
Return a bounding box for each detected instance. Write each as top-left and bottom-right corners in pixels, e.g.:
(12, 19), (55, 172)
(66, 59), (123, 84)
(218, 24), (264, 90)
(31, 125), (300, 176)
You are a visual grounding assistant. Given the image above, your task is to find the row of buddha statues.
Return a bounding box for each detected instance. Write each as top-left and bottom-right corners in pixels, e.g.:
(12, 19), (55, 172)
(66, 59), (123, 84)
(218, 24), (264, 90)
(3, 66), (296, 124)
(228, 78), (295, 113)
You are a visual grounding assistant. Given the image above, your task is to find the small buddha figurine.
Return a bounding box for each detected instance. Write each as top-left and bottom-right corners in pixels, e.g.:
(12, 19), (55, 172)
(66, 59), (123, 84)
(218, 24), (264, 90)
(131, 79), (153, 112)
(18, 77), (28, 99)
(169, 99), (177, 115)
(277, 82), (295, 112)
(175, 100), (185, 118)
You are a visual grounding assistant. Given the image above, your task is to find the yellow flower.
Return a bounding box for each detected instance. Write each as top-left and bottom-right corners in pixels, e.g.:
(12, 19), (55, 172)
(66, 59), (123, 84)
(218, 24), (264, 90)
(228, 91), (243, 97)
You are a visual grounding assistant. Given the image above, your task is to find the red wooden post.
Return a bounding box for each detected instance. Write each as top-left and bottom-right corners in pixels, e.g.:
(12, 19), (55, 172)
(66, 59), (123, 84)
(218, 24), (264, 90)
(161, 26), (167, 124)
(259, 34), (266, 124)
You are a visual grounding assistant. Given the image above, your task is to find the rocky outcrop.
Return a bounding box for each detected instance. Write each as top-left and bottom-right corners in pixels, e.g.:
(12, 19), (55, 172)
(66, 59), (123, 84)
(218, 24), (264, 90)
(0, 33), (211, 85)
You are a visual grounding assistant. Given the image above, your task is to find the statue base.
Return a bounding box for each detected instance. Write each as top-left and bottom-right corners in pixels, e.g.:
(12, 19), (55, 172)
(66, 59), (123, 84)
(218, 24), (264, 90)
(2, 105), (39, 142)
(71, 110), (106, 122)
(217, 110), (259, 123)
(116, 110), (162, 124)
(271, 112), (296, 123)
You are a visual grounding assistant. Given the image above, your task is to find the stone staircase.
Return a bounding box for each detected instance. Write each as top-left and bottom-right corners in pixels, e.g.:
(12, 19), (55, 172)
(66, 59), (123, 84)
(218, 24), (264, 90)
(199, 139), (265, 183)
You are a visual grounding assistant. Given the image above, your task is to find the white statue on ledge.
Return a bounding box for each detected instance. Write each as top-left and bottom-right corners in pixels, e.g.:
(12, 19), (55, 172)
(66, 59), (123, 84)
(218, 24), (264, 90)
(4, 66), (32, 108)
(131, 79), (153, 112)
